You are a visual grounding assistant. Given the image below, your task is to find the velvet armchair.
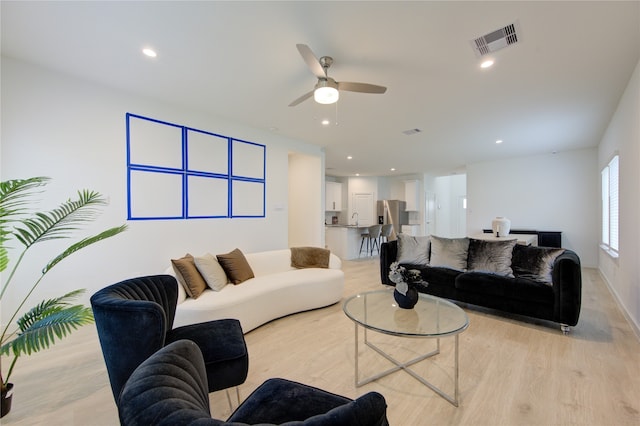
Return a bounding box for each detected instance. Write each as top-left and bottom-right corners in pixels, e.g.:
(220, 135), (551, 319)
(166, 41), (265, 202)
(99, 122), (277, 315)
(90, 275), (249, 405)
(118, 339), (389, 426)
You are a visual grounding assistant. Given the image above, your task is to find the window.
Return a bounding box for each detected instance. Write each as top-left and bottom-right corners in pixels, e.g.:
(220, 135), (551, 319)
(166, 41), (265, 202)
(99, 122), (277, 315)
(601, 154), (619, 255)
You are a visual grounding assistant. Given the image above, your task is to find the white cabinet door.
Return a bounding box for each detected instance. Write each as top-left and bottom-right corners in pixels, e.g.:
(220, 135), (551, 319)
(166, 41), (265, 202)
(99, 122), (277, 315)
(325, 182), (342, 211)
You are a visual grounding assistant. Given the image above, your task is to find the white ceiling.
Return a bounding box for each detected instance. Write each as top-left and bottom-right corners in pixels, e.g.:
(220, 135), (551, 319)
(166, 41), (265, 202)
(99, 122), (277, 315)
(2, 1), (639, 177)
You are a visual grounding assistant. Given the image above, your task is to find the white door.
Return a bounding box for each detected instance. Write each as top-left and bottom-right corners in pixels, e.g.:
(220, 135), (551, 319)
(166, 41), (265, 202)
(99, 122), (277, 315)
(353, 193), (374, 226)
(425, 192), (436, 236)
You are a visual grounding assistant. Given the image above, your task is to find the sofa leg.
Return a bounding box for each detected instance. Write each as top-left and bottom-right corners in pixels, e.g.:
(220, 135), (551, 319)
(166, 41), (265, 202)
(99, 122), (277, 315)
(560, 324), (570, 335)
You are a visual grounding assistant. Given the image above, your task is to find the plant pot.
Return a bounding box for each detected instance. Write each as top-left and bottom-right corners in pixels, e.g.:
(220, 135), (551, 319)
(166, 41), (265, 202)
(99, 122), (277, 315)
(1, 383), (14, 418)
(393, 287), (419, 309)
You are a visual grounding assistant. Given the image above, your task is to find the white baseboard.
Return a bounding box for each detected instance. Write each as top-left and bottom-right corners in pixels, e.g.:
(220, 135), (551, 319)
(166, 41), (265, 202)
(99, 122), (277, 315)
(598, 269), (640, 341)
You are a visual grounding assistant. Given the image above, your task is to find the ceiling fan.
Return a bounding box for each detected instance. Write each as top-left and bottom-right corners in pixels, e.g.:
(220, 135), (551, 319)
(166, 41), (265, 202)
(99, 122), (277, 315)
(289, 44), (387, 107)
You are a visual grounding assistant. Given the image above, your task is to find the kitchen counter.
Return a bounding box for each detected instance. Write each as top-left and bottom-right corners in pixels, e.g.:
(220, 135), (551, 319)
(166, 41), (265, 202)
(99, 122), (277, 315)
(325, 225), (370, 259)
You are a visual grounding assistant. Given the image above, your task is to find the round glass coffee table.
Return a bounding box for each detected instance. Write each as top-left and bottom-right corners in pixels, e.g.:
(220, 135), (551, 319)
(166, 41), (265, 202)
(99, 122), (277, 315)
(343, 288), (469, 406)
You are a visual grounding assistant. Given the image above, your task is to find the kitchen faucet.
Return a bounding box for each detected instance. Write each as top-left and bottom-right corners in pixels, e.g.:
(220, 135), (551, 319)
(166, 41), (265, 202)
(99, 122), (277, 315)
(352, 212), (359, 226)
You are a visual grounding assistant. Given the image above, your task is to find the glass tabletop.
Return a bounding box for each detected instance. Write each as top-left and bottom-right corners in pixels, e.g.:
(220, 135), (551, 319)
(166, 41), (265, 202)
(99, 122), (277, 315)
(343, 288), (469, 337)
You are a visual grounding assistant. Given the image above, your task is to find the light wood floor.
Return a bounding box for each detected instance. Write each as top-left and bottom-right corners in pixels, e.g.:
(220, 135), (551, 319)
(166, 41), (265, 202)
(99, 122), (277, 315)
(3, 258), (640, 425)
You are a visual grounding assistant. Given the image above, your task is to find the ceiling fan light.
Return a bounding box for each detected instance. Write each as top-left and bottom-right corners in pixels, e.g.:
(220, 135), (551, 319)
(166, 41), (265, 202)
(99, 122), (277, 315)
(314, 86), (339, 104)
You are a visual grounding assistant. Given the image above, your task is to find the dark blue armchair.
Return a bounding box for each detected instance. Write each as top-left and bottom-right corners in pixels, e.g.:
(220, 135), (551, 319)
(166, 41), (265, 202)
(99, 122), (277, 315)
(90, 275), (249, 406)
(118, 339), (389, 426)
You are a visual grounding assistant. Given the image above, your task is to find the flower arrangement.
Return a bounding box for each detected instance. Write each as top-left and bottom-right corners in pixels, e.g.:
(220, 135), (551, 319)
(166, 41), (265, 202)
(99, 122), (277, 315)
(388, 261), (426, 296)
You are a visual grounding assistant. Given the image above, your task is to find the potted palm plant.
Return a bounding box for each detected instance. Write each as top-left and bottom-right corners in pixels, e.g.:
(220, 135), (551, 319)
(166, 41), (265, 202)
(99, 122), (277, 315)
(0, 177), (126, 417)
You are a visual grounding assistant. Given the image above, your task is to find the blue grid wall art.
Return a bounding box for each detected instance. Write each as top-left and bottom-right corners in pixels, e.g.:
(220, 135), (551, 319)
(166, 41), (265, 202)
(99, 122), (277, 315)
(126, 113), (266, 220)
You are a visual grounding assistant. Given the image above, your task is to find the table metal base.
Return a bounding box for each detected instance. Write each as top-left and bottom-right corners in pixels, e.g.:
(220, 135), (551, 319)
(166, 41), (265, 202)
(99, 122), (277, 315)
(354, 325), (460, 406)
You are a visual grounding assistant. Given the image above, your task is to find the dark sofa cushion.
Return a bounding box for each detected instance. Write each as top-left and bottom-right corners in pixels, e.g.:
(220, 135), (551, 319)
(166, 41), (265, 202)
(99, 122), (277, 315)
(455, 272), (552, 304)
(467, 238), (517, 277)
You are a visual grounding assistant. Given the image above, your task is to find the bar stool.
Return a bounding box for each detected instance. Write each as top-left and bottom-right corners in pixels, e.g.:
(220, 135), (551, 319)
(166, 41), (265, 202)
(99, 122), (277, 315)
(358, 227), (370, 257)
(380, 224), (393, 245)
(360, 224), (382, 256)
(369, 224), (382, 255)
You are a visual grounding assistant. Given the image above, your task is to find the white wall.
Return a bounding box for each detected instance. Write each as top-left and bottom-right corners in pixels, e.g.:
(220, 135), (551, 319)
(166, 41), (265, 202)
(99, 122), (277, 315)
(598, 59), (640, 335)
(466, 149), (599, 267)
(288, 153), (322, 247)
(0, 57), (324, 322)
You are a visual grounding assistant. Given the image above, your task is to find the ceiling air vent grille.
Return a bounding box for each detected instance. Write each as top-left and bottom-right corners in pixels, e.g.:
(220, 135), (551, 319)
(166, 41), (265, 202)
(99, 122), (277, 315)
(402, 128), (422, 136)
(471, 21), (520, 57)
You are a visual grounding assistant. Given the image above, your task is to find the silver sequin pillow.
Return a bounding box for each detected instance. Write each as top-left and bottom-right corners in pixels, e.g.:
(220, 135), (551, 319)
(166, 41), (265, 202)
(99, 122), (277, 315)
(467, 238), (517, 277)
(397, 234), (430, 265)
(429, 236), (470, 271)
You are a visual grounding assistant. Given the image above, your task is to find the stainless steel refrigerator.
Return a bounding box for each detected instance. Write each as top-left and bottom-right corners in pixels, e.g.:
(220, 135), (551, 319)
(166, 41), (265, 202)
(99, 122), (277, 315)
(376, 200), (408, 241)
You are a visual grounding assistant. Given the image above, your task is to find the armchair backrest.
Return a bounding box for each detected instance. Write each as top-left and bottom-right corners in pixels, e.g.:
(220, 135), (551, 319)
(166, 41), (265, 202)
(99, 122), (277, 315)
(118, 340), (217, 426)
(90, 275), (179, 400)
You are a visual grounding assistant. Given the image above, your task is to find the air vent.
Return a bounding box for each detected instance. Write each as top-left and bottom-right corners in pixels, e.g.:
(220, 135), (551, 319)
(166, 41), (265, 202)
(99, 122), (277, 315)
(470, 21), (521, 57)
(402, 128), (422, 136)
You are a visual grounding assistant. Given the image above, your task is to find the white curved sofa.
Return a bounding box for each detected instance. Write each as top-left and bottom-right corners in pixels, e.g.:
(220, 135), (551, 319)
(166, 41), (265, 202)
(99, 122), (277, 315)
(168, 249), (344, 333)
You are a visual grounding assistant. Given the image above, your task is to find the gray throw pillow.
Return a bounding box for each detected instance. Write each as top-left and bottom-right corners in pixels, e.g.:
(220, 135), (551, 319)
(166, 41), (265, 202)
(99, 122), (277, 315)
(467, 238), (517, 277)
(429, 236), (469, 271)
(397, 234), (430, 265)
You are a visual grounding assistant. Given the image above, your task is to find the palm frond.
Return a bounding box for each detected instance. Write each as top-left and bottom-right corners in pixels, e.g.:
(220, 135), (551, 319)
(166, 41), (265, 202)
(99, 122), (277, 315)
(42, 224), (128, 274)
(15, 289), (86, 332)
(0, 177), (49, 220)
(0, 177), (49, 273)
(1, 303), (94, 357)
(12, 189), (109, 248)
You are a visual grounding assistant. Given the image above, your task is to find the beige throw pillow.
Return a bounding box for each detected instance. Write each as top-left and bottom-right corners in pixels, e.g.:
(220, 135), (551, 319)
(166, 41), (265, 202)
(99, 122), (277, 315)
(216, 248), (255, 284)
(194, 253), (228, 291)
(171, 254), (208, 298)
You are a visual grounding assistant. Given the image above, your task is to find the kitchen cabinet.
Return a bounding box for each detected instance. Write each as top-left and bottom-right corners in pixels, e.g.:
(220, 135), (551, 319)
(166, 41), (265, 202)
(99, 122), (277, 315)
(325, 181), (342, 211)
(404, 180), (420, 211)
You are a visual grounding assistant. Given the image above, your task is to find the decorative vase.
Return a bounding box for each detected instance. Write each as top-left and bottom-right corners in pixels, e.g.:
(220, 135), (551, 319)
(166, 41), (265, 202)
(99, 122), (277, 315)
(492, 216), (511, 237)
(393, 286), (419, 309)
(1, 383), (14, 418)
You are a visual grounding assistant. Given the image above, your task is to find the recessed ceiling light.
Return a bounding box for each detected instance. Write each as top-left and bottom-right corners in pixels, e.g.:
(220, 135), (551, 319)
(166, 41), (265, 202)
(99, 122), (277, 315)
(355, 173), (360, 176)
(142, 48), (157, 58)
(481, 59), (494, 68)
(496, 139), (503, 144)
(390, 168), (396, 172)
(347, 156), (353, 160)
(321, 119), (331, 126)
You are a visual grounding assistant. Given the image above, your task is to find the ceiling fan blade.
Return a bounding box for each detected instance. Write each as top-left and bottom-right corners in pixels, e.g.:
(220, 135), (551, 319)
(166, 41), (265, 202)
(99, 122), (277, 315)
(296, 44), (326, 78)
(288, 90), (314, 107)
(338, 82), (387, 94)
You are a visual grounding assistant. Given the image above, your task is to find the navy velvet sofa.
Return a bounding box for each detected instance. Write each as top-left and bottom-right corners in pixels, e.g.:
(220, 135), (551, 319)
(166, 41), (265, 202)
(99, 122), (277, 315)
(380, 239), (582, 333)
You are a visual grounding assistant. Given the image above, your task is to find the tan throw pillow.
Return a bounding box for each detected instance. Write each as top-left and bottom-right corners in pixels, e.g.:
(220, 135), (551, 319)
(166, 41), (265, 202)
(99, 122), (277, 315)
(429, 235), (470, 271)
(171, 254), (207, 298)
(216, 248), (255, 284)
(194, 253), (228, 291)
(290, 246), (330, 269)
